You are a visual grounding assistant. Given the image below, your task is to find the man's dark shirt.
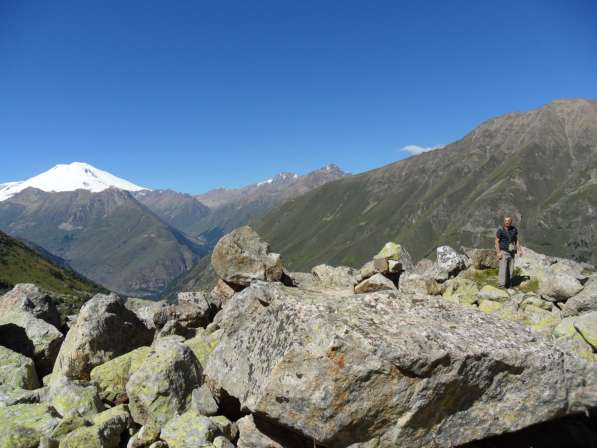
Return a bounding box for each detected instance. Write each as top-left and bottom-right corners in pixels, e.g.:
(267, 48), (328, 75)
(496, 226), (518, 252)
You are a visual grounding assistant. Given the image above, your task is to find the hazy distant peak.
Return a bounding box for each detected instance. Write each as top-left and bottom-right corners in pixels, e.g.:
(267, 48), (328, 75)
(0, 161), (149, 201)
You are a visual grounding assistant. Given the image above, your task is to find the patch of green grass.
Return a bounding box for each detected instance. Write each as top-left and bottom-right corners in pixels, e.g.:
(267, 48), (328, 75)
(462, 268), (499, 288)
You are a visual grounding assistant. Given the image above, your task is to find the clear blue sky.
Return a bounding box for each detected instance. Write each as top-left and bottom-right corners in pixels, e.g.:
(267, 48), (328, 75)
(1, 0), (596, 193)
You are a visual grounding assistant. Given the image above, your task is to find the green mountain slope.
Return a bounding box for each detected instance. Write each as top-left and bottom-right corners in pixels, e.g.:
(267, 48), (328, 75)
(0, 230), (105, 318)
(256, 99), (597, 271)
(0, 188), (207, 296)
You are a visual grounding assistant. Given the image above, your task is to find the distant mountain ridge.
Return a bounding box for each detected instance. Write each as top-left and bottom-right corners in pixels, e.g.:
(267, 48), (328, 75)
(256, 99), (597, 271)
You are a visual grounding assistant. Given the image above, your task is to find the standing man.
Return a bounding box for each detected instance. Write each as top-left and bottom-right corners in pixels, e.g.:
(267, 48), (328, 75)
(495, 216), (523, 288)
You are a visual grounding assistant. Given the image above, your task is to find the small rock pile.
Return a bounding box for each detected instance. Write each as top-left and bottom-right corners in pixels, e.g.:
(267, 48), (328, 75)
(0, 226), (596, 448)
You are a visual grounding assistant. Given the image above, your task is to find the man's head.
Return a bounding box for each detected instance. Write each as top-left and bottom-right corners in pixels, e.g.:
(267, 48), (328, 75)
(503, 216), (513, 227)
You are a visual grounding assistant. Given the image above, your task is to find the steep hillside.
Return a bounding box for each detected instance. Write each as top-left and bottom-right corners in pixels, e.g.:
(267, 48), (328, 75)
(256, 99), (597, 271)
(133, 189), (210, 239)
(0, 230), (105, 318)
(0, 188), (207, 296)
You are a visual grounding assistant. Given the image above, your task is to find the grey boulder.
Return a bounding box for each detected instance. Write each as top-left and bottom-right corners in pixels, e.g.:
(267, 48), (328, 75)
(0, 283), (60, 328)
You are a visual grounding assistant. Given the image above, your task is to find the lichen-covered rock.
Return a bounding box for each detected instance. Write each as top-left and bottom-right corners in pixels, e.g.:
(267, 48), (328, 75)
(127, 421), (161, 448)
(436, 245), (466, 276)
(0, 404), (60, 448)
(478, 299), (503, 314)
(47, 377), (104, 418)
(478, 285), (510, 303)
(574, 311), (597, 350)
(52, 293), (153, 381)
(211, 226), (284, 287)
(0, 384), (44, 408)
(213, 436), (235, 448)
(126, 337), (202, 426)
(185, 328), (222, 368)
(561, 278), (597, 317)
(90, 346), (151, 404)
(210, 415), (238, 441)
(59, 404), (131, 448)
(442, 278), (479, 305)
(354, 273), (396, 294)
(399, 273), (443, 295)
(311, 264), (360, 289)
(49, 412), (89, 441)
(0, 345), (40, 390)
(523, 305), (561, 333)
(0, 311), (63, 376)
(161, 411), (219, 448)
(0, 284), (61, 328)
(191, 384), (219, 416)
(374, 242), (414, 271)
(205, 282), (597, 448)
(520, 295), (552, 311)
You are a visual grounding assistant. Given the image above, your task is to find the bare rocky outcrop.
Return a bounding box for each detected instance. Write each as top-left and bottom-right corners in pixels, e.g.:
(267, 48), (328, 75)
(204, 281), (597, 447)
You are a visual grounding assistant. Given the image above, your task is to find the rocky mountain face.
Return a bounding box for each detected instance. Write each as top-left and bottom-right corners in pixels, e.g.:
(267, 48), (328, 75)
(193, 164), (349, 244)
(1, 226), (596, 447)
(0, 231), (105, 321)
(0, 188), (206, 297)
(257, 99), (597, 273)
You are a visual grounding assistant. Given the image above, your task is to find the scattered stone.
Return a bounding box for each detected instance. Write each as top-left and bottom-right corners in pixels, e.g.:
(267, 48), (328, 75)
(374, 242), (414, 271)
(161, 411), (219, 448)
(311, 264), (360, 289)
(354, 273), (397, 294)
(0, 345), (40, 390)
(126, 337), (202, 426)
(59, 404), (131, 448)
(127, 421), (161, 448)
(90, 346), (151, 404)
(211, 226), (284, 288)
(191, 384), (219, 416)
(0, 404), (61, 448)
(125, 297), (167, 330)
(205, 282), (595, 447)
(210, 415), (238, 441)
(52, 293), (153, 380)
(521, 295), (552, 311)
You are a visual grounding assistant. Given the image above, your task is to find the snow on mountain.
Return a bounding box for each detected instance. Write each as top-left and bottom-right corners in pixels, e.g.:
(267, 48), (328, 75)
(0, 162), (149, 201)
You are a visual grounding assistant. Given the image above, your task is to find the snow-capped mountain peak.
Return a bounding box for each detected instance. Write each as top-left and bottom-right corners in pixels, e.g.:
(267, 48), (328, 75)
(0, 162), (149, 201)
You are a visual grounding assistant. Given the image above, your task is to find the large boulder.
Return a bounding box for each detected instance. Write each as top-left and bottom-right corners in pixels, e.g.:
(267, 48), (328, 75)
(0, 404), (61, 448)
(441, 278), (479, 305)
(210, 279), (237, 308)
(126, 337), (202, 426)
(52, 293), (153, 381)
(205, 282), (597, 448)
(236, 414), (308, 448)
(537, 271), (584, 302)
(153, 292), (212, 330)
(0, 311), (63, 376)
(574, 311), (597, 351)
(373, 242), (414, 271)
(46, 377), (104, 418)
(211, 226), (284, 288)
(311, 264), (360, 289)
(125, 297), (167, 330)
(0, 345), (40, 390)
(0, 284), (60, 328)
(161, 411), (220, 448)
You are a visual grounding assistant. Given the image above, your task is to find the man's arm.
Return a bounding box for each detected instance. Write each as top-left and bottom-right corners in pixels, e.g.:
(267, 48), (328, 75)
(517, 237), (524, 256)
(495, 236), (501, 259)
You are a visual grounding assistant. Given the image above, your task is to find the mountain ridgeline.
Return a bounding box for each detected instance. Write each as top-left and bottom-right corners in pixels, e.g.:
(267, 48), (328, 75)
(256, 99), (597, 271)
